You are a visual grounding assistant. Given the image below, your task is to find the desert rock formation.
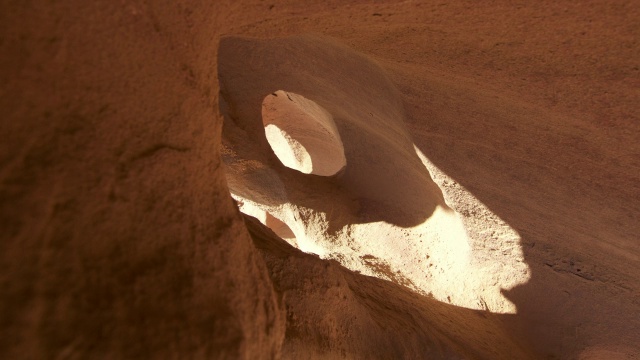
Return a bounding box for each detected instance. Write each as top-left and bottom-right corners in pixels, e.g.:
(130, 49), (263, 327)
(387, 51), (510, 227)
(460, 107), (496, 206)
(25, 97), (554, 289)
(1, 0), (639, 359)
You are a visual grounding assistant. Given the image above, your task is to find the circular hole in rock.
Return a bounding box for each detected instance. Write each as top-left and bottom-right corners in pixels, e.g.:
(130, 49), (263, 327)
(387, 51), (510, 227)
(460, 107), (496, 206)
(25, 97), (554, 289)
(262, 90), (346, 176)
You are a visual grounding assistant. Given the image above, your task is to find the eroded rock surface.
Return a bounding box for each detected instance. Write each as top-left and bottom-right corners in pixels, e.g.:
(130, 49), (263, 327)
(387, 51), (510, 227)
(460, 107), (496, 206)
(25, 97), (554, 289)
(2, 1), (639, 359)
(0, 1), (284, 358)
(219, 35), (529, 315)
(262, 90), (346, 176)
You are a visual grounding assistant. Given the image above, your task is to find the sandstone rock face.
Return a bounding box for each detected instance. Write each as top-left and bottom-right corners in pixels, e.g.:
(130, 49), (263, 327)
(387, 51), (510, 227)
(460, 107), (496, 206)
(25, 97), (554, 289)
(0, 1), (283, 358)
(219, 35), (529, 316)
(245, 216), (532, 360)
(2, 1), (639, 359)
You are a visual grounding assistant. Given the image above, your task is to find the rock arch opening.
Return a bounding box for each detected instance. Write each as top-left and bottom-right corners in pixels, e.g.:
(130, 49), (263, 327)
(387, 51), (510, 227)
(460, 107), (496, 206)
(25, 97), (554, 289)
(218, 35), (529, 315)
(262, 90), (346, 176)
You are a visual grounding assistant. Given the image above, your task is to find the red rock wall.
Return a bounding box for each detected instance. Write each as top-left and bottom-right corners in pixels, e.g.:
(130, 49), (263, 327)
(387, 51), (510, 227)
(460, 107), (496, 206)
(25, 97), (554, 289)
(0, 1), (284, 358)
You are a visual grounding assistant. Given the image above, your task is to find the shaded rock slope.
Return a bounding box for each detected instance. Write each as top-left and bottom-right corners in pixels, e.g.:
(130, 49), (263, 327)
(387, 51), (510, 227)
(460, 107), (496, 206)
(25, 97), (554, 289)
(1, 1), (283, 358)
